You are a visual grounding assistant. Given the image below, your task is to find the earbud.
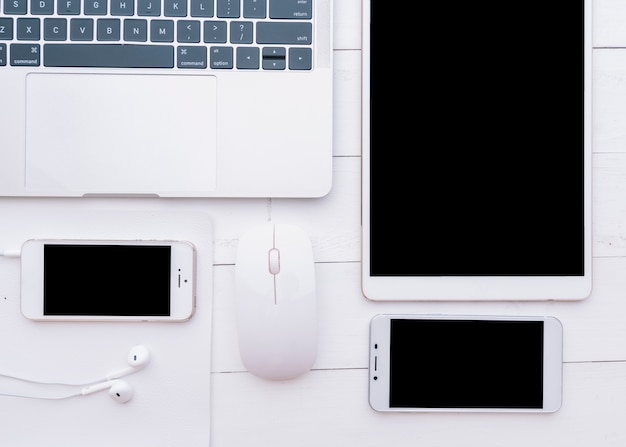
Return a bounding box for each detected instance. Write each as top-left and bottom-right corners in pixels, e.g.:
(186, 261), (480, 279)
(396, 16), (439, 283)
(105, 345), (151, 380)
(81, 380), (134, 404)
(0, 345), (149, 403)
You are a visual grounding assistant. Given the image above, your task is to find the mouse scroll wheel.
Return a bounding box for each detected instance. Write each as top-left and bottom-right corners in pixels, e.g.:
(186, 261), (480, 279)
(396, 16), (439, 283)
(268, 248), (280, 275)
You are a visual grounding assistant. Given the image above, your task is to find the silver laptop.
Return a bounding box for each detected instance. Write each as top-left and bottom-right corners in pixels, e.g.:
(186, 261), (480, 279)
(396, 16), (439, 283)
(0, 0), (333, 198)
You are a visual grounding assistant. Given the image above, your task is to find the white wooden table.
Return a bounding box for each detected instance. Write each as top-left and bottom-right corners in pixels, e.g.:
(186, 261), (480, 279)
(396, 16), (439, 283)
(2, 1), (626, 445)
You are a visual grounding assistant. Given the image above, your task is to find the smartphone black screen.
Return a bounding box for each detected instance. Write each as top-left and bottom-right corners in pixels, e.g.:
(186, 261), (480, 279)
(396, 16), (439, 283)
(43, 244), (171, 316)
(369, 1), (586, 277)
(389, 319), (544, 409)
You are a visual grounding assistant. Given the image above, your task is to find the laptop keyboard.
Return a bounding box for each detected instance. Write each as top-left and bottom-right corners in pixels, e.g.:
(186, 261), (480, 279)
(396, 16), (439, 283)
(0, 0), (314, 69)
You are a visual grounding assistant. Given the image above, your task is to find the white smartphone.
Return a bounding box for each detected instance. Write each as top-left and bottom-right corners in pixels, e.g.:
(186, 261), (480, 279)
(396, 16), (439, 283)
(20, 239), (196, 321)
(369, 314), (563, 413)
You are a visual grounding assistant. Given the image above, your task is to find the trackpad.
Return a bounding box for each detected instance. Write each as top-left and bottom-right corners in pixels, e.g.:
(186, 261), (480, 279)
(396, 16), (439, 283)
(25, 73), (217, 196)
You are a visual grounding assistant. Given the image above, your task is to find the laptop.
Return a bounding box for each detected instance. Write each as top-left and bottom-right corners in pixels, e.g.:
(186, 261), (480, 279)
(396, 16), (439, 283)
(0, 0), (333, 198)
(361, 0), (592, 301)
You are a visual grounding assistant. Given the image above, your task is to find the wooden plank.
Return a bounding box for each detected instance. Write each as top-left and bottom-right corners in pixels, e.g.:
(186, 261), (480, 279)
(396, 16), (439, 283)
(211, 362), (626, 447)
(212, 254), (626, 373)
(594, 0), (626, 48)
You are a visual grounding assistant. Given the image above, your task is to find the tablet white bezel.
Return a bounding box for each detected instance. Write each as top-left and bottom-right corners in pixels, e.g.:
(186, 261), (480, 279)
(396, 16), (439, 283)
(368, 314), (563, 413)
(20, 239), (196, 322)
(360, 0), (592, 301)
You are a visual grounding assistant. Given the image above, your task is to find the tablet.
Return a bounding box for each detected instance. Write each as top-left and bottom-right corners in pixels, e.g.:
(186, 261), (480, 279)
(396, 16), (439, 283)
(361, 0), (593, 300)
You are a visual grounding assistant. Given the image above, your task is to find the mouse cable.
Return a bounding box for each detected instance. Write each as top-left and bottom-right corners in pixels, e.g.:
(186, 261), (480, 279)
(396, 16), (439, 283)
(0, 250), (21, 258)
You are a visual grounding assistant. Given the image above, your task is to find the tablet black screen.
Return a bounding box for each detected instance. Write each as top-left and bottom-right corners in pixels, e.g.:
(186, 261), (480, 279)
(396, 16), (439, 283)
(369, 2), (585, 277)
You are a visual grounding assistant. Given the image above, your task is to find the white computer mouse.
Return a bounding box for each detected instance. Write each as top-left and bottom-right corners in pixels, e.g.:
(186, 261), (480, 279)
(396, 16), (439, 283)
(235, 223), (317, 380)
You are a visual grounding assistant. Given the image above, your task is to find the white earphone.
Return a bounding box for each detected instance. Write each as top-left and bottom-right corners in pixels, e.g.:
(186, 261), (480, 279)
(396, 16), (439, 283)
(81, 380), (134, 404)
(0, 345), (150, 404)
(104, 344), (151, 381)
(79, 345), (150, 403)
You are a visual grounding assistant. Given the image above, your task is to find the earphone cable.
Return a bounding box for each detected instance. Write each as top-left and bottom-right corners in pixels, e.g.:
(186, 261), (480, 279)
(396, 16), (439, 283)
(0, 390), (82, 400)
(0, 372), (106, 387)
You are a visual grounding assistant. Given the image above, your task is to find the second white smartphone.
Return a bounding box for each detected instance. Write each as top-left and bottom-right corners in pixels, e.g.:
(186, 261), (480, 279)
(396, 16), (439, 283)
(369, 314), (563, 412)
(20, 239), (196, 321)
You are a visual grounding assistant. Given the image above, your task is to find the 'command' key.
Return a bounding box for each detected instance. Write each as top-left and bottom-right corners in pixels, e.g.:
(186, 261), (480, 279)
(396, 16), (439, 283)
(10, 43), (40, 66)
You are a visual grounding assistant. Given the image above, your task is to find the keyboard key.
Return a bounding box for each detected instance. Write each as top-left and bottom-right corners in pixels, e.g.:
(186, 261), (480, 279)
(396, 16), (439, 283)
(124, 18), (147, 41)
(17, 18), (40, 40)
(236, 46), (258, 69)
(84, 0), (108, 15)
(31, 0), (55, 15)
(164, 0), (186, 17)
(150, 19), (173, 42)
(137, 0), (160, 16)
(190, 0), (213, 17)
(70, 18), (93, 40)
(289, 47), (311, 70)
(203, 20), (226, 43)
(110, 0), (134, 16)
(243, 0), (265, 18)
(263, 58), (285, 70)
(44, 18), (67, 40)
(269, 0), (311, 19)
(262, 46), (285, 70)
(97, 18), (120, 40)
(0, 19), (13, 40)
(230, 21), (252, 44)
(10, 43), (40, 66)
(4, 0), (27, 14)
(177, 45), (206, 68)
(177, 20), (200, 43)
(43, 43), (174, 67)
(216, 0), (239, 18)
(58, 0), (81, 15)
(209, 45), (232, 69)
(0, 43), (6, 65)
(256, 22), (311, 45)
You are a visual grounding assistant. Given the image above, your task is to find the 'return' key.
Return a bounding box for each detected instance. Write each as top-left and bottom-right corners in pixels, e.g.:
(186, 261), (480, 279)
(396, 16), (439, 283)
(269, 0), (312, 19)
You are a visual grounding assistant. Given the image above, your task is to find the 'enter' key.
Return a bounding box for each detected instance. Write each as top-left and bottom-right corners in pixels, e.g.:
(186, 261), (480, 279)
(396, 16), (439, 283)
(269, 0), (312, 19)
